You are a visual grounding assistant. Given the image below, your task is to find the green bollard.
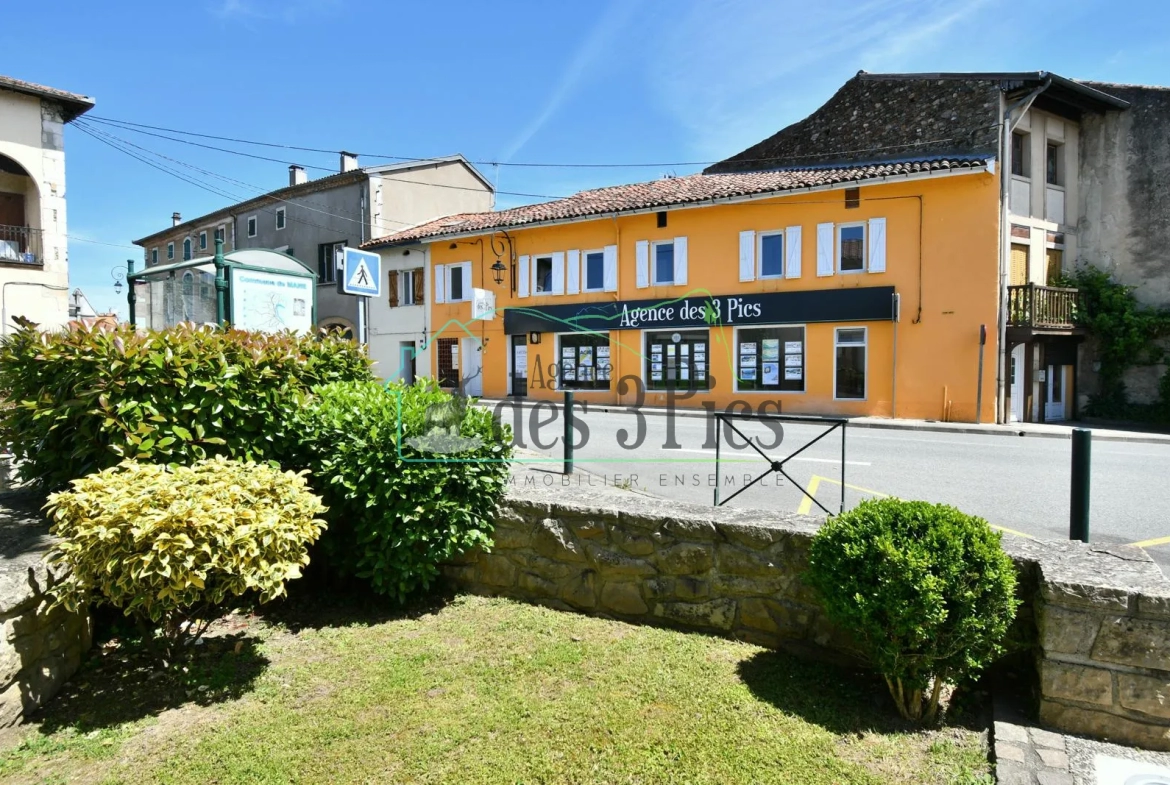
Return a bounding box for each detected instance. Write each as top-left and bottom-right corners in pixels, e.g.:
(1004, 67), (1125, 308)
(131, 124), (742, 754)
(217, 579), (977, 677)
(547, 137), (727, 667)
(1070, 428), (1091, 543)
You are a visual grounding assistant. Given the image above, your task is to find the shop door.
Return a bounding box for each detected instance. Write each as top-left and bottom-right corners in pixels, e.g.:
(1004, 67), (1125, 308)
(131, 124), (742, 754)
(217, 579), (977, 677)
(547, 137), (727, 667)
(510, 335), (527, 397)
(1045, 365), (1065, 421)
(1009, 344), (1025, 422)
(461, 338), (483, 397)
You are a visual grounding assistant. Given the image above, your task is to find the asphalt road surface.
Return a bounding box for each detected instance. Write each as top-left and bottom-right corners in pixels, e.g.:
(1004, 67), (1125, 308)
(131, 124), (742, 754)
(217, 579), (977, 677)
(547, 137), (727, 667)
(499, 403), (1170, 576)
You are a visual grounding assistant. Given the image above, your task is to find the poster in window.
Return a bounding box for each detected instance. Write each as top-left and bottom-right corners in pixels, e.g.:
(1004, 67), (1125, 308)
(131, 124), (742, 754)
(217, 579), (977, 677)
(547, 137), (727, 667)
(651, 362), (663, 372)
(695, 369), (706, 380)
(651, 371), (663, 381)
(762, 339), (780, 362)
(681, 344), (689, 357)
(761, 362), (780, 385)
(596, 346), (610, 361)
(740, 367), (757, 381)
(667, 344), (676, 357)
(784, 341), (802, 354)
(562, 365), (576, 381)
(651, 345), (663, 360)
(693, 345), (705, 359)
(598, 364), (610, 381)
(785, 367), (803, 380)
(580, 347), (594, 367)
(680, 367), (690, 381)
(695, 361), (706, 372)
(784, 354), (802, 367)
(580, 366), (593, 382)
(562, 347), (575, 359)
(451, 344), (460, 370)
(739, 342), (757, 356)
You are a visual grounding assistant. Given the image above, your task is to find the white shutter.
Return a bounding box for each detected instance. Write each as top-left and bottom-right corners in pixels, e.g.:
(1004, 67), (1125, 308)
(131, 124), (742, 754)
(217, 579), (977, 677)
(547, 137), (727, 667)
(785, 226), (802, 279)
(739, 230), (756, 282)
(551, 251), (566, 295)
(817, 222), (835, 277)
(434, 264), (446, 303)
(517, 254), (529, 298)
(674, 236), (688, 286)
(603, 245), (618, 292)
(635, 240), (649, 289)
(566, 249), (580, 294)
(531, 256), (539, 294)
(460, 262), (472, 300)
(868, 217), (886, 273)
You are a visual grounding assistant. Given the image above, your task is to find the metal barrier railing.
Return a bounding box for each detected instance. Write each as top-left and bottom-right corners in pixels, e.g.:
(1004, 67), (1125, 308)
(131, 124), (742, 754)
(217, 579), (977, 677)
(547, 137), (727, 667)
(713, 412), (847, 514)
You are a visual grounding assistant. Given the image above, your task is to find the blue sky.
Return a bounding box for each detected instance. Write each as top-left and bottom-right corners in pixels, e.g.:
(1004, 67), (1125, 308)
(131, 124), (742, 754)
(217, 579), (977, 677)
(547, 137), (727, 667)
(4, 0), (1168, 317)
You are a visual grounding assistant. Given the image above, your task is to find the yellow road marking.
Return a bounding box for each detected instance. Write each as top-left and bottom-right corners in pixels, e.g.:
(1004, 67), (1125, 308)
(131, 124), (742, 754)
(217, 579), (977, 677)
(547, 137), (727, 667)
(795, 474), (1035, 539)
(1129, 535), (1170, 549)
(796, 475), (822, 515)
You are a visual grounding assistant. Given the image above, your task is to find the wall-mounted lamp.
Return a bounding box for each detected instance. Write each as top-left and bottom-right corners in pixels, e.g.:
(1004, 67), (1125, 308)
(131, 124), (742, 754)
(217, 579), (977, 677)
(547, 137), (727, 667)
(491, 258), (507, 286)
(489, 229), (516, 293)
(528, 332), (541, 344)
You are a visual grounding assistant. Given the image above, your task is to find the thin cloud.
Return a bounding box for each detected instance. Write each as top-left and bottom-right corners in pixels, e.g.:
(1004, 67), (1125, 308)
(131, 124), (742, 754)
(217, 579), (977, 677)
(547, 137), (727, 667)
(210, 0), (340, 24)
(649, 0), (997, 160)
(499, 0), (642, 162)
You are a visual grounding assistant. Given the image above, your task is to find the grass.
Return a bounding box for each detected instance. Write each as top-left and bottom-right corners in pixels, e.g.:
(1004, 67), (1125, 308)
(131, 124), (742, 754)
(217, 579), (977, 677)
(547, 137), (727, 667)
(0, 594), (990, 784)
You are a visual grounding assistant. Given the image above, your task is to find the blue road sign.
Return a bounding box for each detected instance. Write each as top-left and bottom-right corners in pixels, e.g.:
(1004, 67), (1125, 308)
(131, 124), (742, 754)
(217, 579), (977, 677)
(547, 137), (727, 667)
(340, 248), (381, 297)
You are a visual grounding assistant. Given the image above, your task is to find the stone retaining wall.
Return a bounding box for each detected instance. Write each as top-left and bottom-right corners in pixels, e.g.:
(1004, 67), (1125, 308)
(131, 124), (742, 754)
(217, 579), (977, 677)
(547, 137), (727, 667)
(0, 492), (91, 726)
(445, 480), (1170, 750)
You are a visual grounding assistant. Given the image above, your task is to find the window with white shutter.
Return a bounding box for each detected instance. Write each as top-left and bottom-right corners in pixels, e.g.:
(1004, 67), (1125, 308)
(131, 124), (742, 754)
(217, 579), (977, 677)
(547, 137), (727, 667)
(566, 249), (581, 294)
(551, 251), (565, 295)
(434, 264), (446, 303)
(603, 245), (618, 292)
(635, 241), (650, 288)
(758, 232), (783, 278)
(739, 230), (756, 282)
(785, 226), (802, 279)
(517, 254), (530, 298)
(817, 223), (835, 277)
(867, 217), (886, 273)
(673, 237), (688, 286)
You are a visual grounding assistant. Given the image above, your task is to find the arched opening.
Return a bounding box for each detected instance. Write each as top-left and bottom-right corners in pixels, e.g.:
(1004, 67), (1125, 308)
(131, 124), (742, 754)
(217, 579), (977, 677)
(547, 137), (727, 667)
(319, 321), (354, 341)
(0, 153), (38, 264)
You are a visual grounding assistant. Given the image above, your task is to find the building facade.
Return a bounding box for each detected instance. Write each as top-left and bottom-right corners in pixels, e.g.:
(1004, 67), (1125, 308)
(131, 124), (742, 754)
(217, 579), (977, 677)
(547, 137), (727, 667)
(0, 76), (93, 334)
(132, 154), (493, 373)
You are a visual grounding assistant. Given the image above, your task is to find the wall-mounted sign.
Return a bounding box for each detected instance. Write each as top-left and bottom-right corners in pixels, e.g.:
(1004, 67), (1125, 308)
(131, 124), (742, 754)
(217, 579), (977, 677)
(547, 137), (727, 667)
(503, 286), (896, 335)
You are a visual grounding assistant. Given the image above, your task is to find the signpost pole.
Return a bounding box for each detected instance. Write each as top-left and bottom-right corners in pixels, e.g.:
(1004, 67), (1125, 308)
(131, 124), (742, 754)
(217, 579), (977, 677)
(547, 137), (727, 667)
(358, 295), (368, 347)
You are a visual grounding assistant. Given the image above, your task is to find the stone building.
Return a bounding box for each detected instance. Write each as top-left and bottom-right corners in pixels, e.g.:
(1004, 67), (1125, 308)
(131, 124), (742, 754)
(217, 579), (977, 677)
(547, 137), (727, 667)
(0, 75), (94, 334)
(132, 154), (494, 346)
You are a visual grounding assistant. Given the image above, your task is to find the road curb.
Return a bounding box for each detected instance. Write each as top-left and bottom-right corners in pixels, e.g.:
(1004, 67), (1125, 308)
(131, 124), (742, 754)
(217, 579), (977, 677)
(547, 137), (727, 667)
(477, 399), (1170, 446)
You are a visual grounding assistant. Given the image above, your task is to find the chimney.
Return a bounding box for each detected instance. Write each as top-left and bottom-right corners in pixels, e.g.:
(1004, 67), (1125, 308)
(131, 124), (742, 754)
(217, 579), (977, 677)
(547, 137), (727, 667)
(289, 165), (307, 186)
(340, 151), (359, 172)
(171, 211), (181, 227)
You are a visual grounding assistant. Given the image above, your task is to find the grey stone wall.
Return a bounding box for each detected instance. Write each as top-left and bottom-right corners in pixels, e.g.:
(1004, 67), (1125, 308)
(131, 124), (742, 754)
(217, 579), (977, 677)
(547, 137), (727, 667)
(0, 492), (91, 726)
(447, 481), (1170, 750)
(704, 73), (1000, 174)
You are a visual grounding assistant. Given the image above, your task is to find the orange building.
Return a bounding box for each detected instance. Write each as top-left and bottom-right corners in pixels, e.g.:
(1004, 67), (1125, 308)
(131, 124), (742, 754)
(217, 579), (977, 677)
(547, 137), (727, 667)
(366, 160), (1000, 422)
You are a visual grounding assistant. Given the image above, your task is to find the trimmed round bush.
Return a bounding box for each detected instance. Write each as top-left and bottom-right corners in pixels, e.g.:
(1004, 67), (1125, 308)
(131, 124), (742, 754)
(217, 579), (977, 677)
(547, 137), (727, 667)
(806, 498), (1019, 722)
(0, 321), (372, 489)
(46, 456), (327, 654)
(284, 379), (512, 601)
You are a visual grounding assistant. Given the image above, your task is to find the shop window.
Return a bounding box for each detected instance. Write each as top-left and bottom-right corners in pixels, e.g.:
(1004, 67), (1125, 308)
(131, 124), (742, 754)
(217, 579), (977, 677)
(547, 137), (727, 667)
(834, 327), (867, 400)
(737, 326), (805, 392)
(535, 256), (553, 293)
(653, 241), (674, 285)
(558, 333), (611, 390)
(1012, 132), (1030, 177)
(838, 225), (865, 273)
(584, 250), (605, 292)
(759, 232), (784, 278)
(645, 329), (708, 391)
(437, 338), (459, 387)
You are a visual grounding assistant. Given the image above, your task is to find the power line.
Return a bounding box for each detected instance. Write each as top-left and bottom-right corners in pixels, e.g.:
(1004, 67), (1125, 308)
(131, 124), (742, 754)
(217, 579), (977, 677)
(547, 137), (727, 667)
(85, 113), (977, 170)
(82, 116), (568, 200)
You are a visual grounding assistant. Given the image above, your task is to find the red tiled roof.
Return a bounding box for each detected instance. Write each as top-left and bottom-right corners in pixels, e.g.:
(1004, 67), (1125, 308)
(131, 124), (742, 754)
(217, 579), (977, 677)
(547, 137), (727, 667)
(363, 157), (986, 248)
(0, 75), (94, 121)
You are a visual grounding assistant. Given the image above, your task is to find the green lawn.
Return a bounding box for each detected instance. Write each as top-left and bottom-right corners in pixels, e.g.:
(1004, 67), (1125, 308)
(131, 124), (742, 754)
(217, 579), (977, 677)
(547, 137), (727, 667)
(0, 594), (990, 784)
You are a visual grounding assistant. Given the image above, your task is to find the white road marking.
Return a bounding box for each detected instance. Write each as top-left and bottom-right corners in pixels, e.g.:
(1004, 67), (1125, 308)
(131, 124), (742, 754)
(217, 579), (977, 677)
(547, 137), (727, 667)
(663, 448), (870, 466)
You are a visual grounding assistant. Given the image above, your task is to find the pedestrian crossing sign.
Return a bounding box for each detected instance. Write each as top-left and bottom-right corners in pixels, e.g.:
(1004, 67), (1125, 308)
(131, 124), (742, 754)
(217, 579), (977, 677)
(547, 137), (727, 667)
(340, 248), (381, 297)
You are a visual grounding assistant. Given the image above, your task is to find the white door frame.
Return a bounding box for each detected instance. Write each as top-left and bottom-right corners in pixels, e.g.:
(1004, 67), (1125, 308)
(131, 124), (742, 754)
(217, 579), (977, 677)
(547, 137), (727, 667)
(1009, 344), (1025, 422)
(1045, 364), (1066, 421)
(460, 337), (483, 397)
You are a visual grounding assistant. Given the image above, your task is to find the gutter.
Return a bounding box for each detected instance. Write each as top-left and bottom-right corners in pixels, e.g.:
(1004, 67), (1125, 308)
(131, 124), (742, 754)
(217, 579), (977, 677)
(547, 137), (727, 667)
(995, 77), (1050, 424)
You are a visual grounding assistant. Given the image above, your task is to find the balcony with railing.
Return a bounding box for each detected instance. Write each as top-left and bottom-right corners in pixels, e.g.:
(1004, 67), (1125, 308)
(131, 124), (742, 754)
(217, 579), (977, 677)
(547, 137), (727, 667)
(0, 225), (42, 266)
(1007, 283), (1082, 329)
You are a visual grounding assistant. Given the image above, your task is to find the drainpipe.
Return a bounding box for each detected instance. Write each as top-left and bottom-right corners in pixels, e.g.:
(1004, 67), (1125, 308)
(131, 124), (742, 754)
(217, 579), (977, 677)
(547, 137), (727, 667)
(996, 77), (1050, 423)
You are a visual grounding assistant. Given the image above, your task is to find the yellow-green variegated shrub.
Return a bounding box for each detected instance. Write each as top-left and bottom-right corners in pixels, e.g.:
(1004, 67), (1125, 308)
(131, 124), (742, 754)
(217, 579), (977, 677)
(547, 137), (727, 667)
(45, 456), (327, 655)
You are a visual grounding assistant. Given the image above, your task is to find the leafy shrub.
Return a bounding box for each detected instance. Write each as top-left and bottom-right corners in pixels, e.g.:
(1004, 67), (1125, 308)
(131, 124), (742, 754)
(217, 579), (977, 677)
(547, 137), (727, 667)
(806, 498), (1019, 723)
(284, 379), (512, 601)
(46, 456), (326, 656)
(0, 322), (371, 489)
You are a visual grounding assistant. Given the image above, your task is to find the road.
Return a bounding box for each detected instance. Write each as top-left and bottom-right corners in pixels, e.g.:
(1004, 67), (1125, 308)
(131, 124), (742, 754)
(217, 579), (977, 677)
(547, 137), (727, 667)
(497, 403), (1170, 575)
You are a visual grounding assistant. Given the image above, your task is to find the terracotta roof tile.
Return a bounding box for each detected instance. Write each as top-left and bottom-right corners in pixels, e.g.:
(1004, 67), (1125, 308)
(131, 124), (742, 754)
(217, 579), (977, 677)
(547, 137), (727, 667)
(0, 75), (94, 121)
(364, 157), (985, 248)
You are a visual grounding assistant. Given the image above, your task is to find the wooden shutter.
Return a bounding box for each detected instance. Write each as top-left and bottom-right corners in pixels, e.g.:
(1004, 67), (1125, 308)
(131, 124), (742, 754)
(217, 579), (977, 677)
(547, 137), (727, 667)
(566, 249), (580, 294)
(739, 230), (756, 282)
(388, 270), (399, 307)
(816, 223), (835, 277)
(635, 241), (649, 288)
(603, 245), (618, 292)
(1010, 244), (1028, 286)
(434, 264), (446, 303)
(673, 237), (688, 286)
(785, 226), (802, 279)
(412, 268), (425, 304)
(551, 251), (565, 295)
(868, 217), (886, 273)
(517, 254), (530, 297)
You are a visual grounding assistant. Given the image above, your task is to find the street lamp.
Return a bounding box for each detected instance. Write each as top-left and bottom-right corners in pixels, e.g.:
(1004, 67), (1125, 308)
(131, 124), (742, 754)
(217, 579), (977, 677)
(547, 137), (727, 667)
(489, 229), (515, 292)
(111, 265), (127, 295)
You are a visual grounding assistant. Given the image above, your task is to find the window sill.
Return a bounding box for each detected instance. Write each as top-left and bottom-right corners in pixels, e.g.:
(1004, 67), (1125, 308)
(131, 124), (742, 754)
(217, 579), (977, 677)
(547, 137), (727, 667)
(838, 268), (866, 275)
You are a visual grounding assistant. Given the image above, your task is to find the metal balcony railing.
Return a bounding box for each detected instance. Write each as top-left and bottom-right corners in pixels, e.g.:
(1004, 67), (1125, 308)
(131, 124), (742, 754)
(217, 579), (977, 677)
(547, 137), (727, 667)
(0, 225), (42, 265)
(1007, 283), (1082, 328)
